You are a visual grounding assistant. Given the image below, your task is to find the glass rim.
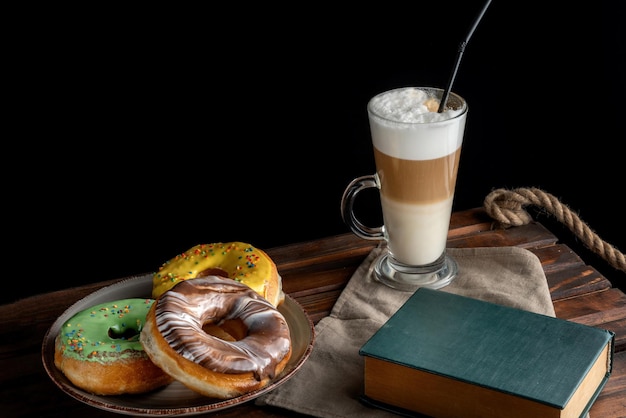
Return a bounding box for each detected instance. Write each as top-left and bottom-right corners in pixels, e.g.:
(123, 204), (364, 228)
(367, 86), (468, 125)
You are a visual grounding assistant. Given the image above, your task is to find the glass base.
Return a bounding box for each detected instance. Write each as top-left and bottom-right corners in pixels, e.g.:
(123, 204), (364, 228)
(372, 251), (458, 291)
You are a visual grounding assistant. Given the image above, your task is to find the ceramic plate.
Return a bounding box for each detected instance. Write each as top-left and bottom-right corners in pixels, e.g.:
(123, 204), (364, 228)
(41, 274), (315, 416)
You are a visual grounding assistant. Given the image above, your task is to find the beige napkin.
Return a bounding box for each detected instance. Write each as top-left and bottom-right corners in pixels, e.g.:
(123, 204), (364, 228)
(257, 245), (557, 417)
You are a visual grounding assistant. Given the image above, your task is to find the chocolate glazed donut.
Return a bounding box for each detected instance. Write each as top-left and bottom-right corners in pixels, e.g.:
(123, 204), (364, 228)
(140, 276), (292, 399)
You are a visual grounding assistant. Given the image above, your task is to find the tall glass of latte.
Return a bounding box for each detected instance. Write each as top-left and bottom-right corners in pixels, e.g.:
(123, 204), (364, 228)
(341, 87), (468, 291)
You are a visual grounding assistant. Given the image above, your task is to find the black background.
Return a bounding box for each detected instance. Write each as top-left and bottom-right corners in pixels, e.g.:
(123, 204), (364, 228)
(4, 1), (625, 304)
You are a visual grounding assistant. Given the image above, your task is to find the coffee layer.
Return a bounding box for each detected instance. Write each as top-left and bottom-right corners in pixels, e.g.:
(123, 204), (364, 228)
(374, 148), (461, 204)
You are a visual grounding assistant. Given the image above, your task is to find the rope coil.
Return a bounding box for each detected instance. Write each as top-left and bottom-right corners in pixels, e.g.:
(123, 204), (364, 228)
(484, 187), (626, 273)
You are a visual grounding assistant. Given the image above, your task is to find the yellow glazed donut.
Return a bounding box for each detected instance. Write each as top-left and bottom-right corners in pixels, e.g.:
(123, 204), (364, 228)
(152, 242), (284, 307)
(53, 298), (174, 395)
(140, 276), (292, 399)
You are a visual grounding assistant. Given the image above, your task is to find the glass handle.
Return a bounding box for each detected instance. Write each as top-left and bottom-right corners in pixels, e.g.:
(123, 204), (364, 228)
(341, 174), (384, 240)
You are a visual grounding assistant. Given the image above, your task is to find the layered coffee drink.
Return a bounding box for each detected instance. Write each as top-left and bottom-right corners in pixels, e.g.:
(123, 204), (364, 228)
(368, 87), (467, 266)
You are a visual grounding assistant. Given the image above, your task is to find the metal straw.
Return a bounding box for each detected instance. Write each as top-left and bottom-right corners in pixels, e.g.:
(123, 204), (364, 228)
(438, 0), (493, 112)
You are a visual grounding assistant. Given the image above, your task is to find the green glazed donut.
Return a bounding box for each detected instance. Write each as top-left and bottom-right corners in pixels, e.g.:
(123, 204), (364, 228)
(54, 298), (173, 395)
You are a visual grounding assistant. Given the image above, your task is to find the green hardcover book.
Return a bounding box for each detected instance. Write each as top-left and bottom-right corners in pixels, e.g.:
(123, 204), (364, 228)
(359, 288), (614, 418)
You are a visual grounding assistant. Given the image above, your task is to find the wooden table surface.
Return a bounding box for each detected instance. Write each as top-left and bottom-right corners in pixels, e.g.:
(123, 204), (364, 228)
(1, 207), (624, 417)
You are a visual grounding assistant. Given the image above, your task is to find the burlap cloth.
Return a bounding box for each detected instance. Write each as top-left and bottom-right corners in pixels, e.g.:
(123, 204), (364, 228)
(256, 245), (558, 417)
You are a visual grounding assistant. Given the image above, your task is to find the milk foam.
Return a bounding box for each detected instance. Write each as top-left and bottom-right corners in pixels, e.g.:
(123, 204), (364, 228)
(368, 87), (467, 161)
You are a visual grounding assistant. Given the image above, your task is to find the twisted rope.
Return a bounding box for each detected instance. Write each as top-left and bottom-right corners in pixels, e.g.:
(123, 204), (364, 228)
(484, 187), (626, 273)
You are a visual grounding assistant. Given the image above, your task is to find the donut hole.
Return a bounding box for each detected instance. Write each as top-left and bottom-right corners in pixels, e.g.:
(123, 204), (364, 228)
(197, 268), (230, 279)
(202, 318), (247, 342)
(108, 327), (140, 341)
